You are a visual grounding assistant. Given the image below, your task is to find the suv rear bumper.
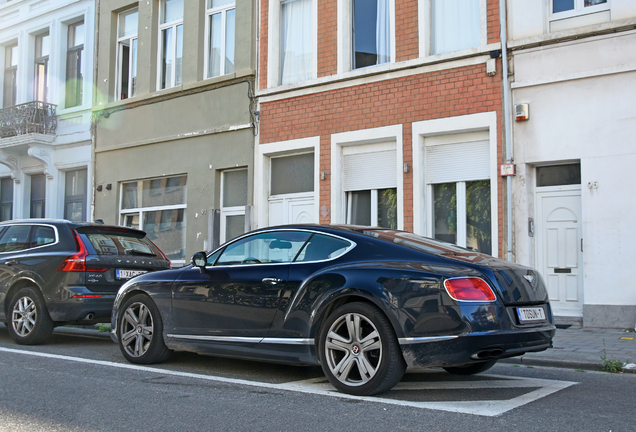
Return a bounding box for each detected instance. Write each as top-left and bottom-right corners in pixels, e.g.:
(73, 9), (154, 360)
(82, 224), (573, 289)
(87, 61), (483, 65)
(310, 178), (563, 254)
(47, 295), (116, 323)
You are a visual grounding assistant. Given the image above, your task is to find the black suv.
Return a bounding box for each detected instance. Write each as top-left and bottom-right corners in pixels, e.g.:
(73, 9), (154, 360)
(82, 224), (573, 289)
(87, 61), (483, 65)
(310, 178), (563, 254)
(0, 219), (170, 345)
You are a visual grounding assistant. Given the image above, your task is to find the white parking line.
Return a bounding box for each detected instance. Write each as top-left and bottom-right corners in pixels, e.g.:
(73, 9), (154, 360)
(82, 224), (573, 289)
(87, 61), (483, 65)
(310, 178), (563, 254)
(0, 346), (577, 417)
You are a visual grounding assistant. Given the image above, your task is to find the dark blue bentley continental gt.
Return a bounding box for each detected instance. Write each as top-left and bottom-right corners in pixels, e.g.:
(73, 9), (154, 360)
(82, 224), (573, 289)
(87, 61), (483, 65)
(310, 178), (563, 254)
(111, 225), (555, 395)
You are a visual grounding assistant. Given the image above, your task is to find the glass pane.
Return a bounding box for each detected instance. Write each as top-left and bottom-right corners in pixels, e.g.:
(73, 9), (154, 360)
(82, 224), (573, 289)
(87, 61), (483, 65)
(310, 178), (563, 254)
(65, 201), (84, 222)
(432, 0), (480, 54)
(69, 22), (85, 48)
(536, 164), (581, 187)
(122, 181), (139, 209)
(222, 169), (247, 207)
(225, 214), (245, 242)
(1, 204), (11, 222)
(433, 183), (457, 244)
(122, 213), (140, 229)
(35, 62), (48, 102)
(217, 231), (311, 265)
(1, 178), (13, 219)
(131, 38), (138, 97)
(296, 234), (351, 262)
(225, 9), (235, 74)
(85, 232), (161, 256)
(0, 225), (31, 252)
(35, 33), (50, 58)
(208, 13), (222, 77)
(143, 209), (186, 260)
(270, 153), (314, 195)
(31, 175), (46, 200)
(280, 0), (313, 85)
(584, 0), (606, 6)
(466, 180), (491, 254)
(6, 44), (18, 67)
(175, 24), (183, 86)
(161, 27), (173, 89)
(119, 43), (130, 99)
(65, 169), (87, 197)
(377, 188), (397, 229)
(353, 0), (380, 69)
(348, 190), (371, 226)
(142, 176), (187, 207)
(33, 226), (55, 246)
(31, 201), (45, 218)
(553, 0), (575, 13)
(209, 0), (234, 8)
(119, 9), (138, 38)
(163, 0), (184, 23)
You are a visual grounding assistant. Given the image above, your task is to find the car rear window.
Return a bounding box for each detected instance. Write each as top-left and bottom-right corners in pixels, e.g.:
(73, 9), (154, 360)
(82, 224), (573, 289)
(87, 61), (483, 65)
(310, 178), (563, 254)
(85, 232), (159, 257)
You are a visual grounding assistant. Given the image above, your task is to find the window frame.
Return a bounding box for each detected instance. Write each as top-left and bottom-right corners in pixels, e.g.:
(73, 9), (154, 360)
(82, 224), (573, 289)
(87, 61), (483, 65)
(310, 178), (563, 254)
(65, 20), (85, 108)
(204, 0), (236, 79)
(550, 0), (609, 20)
(116, 8), (138, 101)
(30, 174), (46, 219)
(119, 175), (187, 265)
(64, 168), (88, 222)
(34, 31), (50, 103)
(0, 177), (13, 222)
(220, 168), (248, 244)
(157, 0), (184, 90)
(3, 43), (18, 108)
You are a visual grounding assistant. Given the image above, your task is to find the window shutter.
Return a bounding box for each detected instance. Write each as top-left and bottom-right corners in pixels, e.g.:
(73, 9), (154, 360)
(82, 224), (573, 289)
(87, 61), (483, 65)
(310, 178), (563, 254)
(426, 140), (489, 184)
(343, 150), (397, 191)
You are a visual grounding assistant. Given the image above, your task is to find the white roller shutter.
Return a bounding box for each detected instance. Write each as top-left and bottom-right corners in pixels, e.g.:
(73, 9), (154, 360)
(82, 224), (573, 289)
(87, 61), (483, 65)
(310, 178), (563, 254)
(426, 140), (489, 184)
(343, 149), (397, 191)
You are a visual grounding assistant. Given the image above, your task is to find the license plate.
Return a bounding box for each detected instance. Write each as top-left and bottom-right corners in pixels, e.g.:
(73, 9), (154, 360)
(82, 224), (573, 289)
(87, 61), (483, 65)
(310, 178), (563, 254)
(517, 307), (546, 322)
(116, 269), (147, 280)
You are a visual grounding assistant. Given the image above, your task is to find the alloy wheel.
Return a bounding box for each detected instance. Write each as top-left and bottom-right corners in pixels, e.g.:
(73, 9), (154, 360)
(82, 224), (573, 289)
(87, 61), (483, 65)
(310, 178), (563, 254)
(12, 296), (37, 337)
(120, 302), (154, 358)
(324, 312), (383, 387)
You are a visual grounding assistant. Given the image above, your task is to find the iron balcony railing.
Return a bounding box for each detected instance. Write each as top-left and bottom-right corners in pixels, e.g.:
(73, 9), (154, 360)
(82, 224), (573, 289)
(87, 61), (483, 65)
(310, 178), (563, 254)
(0, 101), (57, 138)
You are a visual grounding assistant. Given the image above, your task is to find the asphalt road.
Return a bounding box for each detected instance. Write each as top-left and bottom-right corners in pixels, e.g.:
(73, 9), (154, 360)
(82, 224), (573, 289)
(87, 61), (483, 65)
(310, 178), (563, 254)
(0, 327), (634, 432)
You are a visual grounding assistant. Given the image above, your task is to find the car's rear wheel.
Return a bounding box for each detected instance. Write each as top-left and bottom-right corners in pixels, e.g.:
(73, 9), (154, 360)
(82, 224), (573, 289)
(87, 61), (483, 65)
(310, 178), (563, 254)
(443, 359), (497, 375)
(319, 302), (406, 396)
(7, 287), (54, 345)
(118, 294), (171, 364)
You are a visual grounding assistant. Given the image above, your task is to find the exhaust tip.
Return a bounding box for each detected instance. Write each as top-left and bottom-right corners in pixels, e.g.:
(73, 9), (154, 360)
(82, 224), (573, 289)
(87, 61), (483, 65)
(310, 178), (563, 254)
(470, 348), (504, 360)
(84, 312), (95, 321)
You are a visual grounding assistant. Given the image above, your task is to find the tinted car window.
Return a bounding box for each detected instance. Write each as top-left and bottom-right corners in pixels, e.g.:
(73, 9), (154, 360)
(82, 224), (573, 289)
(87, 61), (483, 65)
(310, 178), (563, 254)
(85, 232), (159, 256)
(217, 231), (311, 266)
(32, 226), (56, 247)
(0, 225), (31, 252)
(296, 234), (351, 262)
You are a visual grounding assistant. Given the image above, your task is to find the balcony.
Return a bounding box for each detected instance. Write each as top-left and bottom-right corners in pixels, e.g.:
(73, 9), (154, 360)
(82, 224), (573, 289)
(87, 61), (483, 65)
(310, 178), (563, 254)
(0, 101), (57, 139)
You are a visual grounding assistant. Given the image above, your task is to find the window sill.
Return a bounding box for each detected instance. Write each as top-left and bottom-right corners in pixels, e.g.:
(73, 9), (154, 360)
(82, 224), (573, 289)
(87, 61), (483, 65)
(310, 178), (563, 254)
(550, 10), (611, 32)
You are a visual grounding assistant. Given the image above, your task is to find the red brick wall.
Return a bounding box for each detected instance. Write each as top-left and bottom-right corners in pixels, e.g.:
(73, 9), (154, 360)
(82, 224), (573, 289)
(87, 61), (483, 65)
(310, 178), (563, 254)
(396, 0), (419, 62)
(260, 61), (504, 256)
(259, 0), (269, 90)
(487, 0), (501, 44)
(318, 0), (338, 77)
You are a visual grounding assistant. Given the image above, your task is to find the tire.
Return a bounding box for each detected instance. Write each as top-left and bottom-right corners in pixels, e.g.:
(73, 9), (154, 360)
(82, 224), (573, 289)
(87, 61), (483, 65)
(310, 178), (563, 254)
(318, 302), (406, 396)
(7, 287), (54, 345)
(118, 294), (171, 364)
(443, 359), (497, 375)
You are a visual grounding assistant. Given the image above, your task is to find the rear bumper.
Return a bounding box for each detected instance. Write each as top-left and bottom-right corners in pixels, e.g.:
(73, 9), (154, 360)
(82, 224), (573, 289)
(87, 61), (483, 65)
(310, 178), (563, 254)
(399, 324), (556, 369)
(46, 295), (116, 323)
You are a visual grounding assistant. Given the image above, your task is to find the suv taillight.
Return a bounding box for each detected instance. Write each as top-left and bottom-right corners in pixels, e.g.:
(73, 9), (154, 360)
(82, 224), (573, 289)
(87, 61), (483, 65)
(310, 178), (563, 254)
(444, 277), (496, 302)
(58, 230), (107, 273)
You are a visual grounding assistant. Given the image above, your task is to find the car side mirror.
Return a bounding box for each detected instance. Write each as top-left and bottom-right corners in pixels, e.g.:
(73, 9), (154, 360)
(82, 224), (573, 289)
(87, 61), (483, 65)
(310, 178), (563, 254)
(191, 251), (207, 269)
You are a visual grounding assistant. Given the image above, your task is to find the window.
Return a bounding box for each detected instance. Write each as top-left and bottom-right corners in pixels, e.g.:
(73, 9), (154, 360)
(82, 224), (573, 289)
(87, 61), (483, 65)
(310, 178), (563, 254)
(280, 0), (313, 85)
(30, 174), (46, 218)
(270, 153), (314, 195)
(84, 231), (163, 257)
(64, 169), (87, 222)
(221, 168), (247, 243)
(3, 44), (18, 107)
(34, 32), (50, 102)
(536, 164), (581, 187)
(120, 175), (187, 263)
(117, 8), (138, 100)
(553, 0), (607, 14)
(346, 188), (397, 228)
(216, 231), (312, 265)
(66, 21), (85, 108)
(31, 226), (56, 247)
(158, 0), (184, 90)
(296, 233), (351, 262)
(0, 178), (13, 221)
(0, 225), (31, 252)
(206, 0), (235, 78)
(431, 0), (480, 55)
(352, 0), (390, 69)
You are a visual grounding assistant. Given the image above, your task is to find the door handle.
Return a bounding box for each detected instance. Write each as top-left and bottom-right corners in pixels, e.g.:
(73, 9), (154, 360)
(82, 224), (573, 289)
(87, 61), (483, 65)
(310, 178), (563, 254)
(4, 260), (18, 266)
(262, 277), (282, 285)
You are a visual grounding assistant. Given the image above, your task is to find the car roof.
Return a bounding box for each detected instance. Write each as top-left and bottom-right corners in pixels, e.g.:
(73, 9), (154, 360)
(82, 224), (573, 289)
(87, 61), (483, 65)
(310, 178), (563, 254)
(0, 219), (146, 236)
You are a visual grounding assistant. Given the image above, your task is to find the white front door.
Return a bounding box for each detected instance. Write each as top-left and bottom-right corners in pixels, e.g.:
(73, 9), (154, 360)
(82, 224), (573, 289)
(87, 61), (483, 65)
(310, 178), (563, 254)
(536, 186), (583, 317)
(269, 194), (314, 226)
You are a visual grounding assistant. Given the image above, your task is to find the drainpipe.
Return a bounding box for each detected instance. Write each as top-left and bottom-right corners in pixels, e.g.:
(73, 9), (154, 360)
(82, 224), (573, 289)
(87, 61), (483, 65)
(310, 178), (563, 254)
(499, 0), (514, 262)
(90, 0), (101, 223)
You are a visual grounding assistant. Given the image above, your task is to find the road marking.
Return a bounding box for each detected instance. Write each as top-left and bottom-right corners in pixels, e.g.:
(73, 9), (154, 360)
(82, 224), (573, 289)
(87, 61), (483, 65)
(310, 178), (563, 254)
(0, 346), (577, 417)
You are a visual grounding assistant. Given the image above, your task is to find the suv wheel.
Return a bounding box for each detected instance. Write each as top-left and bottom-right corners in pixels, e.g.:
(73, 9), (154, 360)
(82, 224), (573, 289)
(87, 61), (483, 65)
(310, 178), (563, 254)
(7, 287), (54, 345)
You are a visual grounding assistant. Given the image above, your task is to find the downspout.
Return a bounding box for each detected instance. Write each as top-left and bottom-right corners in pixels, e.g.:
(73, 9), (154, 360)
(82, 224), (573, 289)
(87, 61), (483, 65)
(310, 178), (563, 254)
(90, 0), (101, 222)
(499, 0), (514, 261)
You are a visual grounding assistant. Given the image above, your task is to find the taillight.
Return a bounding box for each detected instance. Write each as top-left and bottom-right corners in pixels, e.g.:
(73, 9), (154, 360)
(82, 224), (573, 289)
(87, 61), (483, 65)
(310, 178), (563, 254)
(148, 238), (171, 269)
(444, 277), (496, 302)
(71, 294), (103, 298)
(58, 230), (108, 273)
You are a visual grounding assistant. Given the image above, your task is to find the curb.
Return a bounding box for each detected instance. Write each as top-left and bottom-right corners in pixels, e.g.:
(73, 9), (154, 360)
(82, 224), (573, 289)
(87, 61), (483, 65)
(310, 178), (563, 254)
(500, 356), (636, 374)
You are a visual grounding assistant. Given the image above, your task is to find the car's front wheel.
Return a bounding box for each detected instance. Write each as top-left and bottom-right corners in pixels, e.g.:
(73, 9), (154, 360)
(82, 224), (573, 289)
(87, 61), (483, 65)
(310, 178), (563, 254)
(7, 287), (54, 345)
(118, 294), (171, 364)
(318, 302), (406, 396)
(443, 359), (497, 375)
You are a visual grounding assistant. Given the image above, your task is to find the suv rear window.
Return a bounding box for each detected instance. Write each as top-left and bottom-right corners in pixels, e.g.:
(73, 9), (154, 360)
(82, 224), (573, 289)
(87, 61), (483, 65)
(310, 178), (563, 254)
(85, 232), (159, 257)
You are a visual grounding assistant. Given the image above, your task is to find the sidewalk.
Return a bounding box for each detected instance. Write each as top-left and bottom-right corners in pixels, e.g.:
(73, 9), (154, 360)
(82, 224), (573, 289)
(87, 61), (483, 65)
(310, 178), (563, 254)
(48, 324), (636, 374)
(500, 326), (636, 373)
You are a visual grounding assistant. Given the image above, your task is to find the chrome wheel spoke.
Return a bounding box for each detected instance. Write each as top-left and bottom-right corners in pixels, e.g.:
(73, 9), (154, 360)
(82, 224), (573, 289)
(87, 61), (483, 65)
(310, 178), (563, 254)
(12, 297), (37, 337)
(358, 355), (376, 381)
(121, 329), (137, 345)
(335, 353), (355, 378)
(123, 308), (140, 327)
